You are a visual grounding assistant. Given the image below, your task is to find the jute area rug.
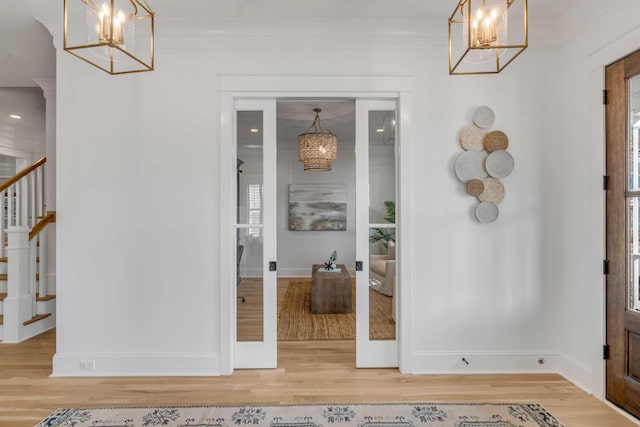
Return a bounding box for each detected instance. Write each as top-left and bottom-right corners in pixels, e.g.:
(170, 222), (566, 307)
(37, 402), (565, 427)
(277, 281), (395, 341)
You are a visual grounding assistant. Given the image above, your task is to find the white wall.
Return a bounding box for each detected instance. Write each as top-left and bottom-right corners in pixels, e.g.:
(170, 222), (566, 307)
(50, 31), (558, 377)
(45, 2), (640, 394)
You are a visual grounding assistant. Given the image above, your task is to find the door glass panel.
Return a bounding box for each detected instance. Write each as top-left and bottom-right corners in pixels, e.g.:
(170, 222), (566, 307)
(629, 76), (640, 312)
(629, 75), (640, 192)
(368, 110), (396, 340)
(369, 228), (396, 340)
(237, 110), (264, 341)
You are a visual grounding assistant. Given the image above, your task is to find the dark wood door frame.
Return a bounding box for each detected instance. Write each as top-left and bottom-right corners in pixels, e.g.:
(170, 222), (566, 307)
(605, 48), (640, 419)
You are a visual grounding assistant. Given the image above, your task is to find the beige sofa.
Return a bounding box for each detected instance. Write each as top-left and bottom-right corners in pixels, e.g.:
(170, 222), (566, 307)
(369, 241), (396, 296)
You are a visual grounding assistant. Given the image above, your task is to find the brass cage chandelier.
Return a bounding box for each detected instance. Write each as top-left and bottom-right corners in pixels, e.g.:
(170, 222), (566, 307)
(64, 0), (155, 75)
(448, 0), (528, 75)
(298, 108), (338, 172)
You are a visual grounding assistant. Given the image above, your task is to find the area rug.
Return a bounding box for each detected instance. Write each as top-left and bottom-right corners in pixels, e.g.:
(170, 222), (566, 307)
(278, 281), (356, 340)
(36, 402), (565, 427)
(277, 282), (395, 341)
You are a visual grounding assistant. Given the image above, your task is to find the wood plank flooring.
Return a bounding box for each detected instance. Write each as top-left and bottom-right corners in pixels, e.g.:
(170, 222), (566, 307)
(0, 329), (638, 427)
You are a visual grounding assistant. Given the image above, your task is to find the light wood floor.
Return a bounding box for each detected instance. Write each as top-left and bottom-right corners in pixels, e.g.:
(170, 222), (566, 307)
(0, 329), (638, 427)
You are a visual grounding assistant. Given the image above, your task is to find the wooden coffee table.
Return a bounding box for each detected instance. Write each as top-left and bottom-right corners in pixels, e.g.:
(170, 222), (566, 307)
(311, 264), (352, 314)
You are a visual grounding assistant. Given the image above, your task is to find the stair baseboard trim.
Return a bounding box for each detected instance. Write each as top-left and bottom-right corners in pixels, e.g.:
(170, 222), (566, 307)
(3, 313), (55, 343)
(23, 313), (51, 326)
(52, 353), (222, 377)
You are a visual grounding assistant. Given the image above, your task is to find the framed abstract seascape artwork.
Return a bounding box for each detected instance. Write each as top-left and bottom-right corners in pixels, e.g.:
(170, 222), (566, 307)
(288, 184), (347, 231)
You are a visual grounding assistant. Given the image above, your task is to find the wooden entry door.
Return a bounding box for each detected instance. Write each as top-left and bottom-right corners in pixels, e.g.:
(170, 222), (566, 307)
(605, 49), (640, 418)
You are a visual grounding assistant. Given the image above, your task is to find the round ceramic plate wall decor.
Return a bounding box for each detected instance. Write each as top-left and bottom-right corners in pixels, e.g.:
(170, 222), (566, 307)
(459, 124), (486, 151)
(473, 106), (495, 129)
(485, 150), (514, 179)
(476, 201), (499, 224)
(455, 151), (488, 183)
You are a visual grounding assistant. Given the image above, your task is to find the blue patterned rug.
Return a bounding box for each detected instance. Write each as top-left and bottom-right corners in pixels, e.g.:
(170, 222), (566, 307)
(36, 402), (564, 427)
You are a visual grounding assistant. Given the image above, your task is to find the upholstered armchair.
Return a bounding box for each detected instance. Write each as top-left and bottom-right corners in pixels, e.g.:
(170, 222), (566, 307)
(369, 241), (396, 297)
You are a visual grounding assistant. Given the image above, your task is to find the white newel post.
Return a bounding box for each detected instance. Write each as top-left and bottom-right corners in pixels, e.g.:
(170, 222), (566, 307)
(34, 78), (56, 296)
(3, 226), (33, 343)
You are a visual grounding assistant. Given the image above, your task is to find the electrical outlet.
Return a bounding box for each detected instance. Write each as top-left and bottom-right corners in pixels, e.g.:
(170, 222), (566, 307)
(79, 360), (96, 370)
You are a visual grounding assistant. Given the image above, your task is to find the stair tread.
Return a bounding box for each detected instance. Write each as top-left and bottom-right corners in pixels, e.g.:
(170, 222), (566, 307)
(0, 273), (41, 280)
(23, 313), (51, 326)
(0, 314), (3, 325)
(0, 257), (39, 263)
(0, 293), (54, 301)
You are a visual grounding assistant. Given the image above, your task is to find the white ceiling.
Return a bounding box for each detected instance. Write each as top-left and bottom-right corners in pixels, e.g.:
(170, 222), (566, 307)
(0, 87), (46, 157)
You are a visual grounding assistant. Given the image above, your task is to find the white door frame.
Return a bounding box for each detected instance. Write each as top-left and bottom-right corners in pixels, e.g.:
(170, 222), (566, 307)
(218, 75), (415, 374)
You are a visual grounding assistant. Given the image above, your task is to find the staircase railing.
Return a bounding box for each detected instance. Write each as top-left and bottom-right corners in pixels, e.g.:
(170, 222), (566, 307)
(0, 157), (46, 255)
(1, 157), (55, 343)
(30, 211), (55, 300)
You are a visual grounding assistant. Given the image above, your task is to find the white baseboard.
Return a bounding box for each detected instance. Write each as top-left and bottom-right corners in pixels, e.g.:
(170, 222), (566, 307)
(409, 350), (560, 374)
(555, 352), (594, 395)
(52, 353), (222, 377)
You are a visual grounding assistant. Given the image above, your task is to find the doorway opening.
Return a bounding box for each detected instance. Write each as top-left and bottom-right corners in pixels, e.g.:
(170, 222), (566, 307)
(230, 94), (401, 370)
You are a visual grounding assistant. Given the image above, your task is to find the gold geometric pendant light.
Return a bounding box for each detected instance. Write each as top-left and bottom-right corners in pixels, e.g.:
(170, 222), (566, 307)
(448, 0), (528, 75)
(298, 108), (338, 172)
(64, 0), (154, 75)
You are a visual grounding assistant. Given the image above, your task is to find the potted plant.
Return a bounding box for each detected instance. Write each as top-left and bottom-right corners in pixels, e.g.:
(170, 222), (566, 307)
(369, 200), (395, 249)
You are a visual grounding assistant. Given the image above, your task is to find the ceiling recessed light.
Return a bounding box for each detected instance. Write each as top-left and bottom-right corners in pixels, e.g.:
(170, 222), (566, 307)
(250, 128), (259, 133)
(9, 114), (21, 119)
(376, 128), (384, 133)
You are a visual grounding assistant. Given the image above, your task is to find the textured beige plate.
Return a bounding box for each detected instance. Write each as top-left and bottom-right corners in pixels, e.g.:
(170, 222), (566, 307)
(459, 124), (486, 151)
(466, 179), (485, 197)
(484, 130), (509, 152)
(479, 177), (505, 204)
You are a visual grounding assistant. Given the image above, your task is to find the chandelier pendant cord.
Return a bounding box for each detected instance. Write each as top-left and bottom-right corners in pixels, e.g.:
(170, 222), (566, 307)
(306, 110), (332, 135)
